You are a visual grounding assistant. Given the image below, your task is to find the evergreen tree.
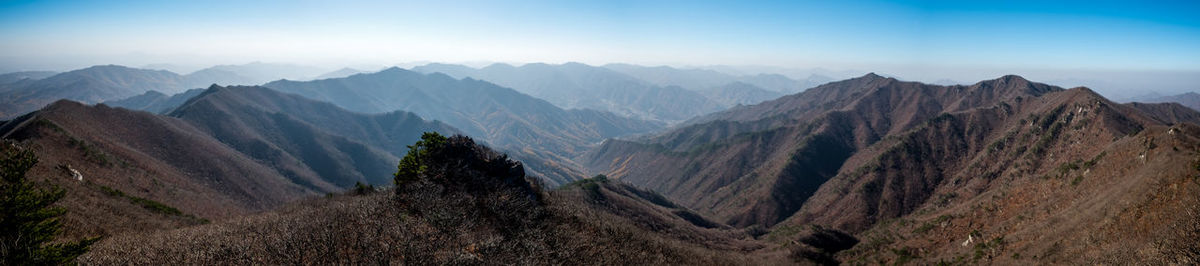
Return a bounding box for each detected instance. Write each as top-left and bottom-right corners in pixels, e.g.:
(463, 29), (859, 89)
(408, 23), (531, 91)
(1, 143), (98, 265)
(394, 132), (447, 187)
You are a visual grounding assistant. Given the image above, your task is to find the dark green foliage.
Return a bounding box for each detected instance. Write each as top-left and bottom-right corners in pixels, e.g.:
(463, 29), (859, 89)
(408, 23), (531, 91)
(1, 143), (98, 265)
(97, 185), (184, 216)
(350, 181), (376, 195)
(393, 132), (448, 187)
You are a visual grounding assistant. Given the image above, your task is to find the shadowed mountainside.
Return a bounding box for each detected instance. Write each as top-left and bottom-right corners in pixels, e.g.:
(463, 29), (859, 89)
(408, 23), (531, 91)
(264, 67), (664, 185)
(169, 85), (459, 188)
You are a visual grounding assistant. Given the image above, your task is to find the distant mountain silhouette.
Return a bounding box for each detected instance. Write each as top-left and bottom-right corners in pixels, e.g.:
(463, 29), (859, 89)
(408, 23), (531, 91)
(700, 81), (784, 106)
(0, 64), (336, 119)
(313, 67), (370, 80)
(1136, 92), (1200, 111)
(413, 62), (726, 122)
(189, 62), (328, 84)
(104, 88), (206, 114)
(603, 63), (831, 93)
(0, 70), (58, 85)
(0, 65), (191, 118)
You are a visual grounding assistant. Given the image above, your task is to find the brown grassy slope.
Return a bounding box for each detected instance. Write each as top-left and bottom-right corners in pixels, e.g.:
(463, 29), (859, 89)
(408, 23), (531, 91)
(773, 88), (1200, 264)
(584, 74), (1060, 227)
(0, 101), (316, 239)
(82, 136), (783, 265)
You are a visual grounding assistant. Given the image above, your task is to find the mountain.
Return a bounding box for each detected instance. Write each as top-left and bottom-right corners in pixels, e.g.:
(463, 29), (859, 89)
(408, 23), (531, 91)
(263, 67), (663, 185)
(412, 62), (726, 122)
(0, 70), (58, 85)
(192, 62), (328, 84)
(700, 82), (784, 106)
(182, 68), (260, 87)
(81, 135), (774, 264)
(0, 65), (190, 119)
(1136, 92), (1200, 111)
(585, 73), (1200, 263)
(0, 64), (314, 119)
(168, 85), (459, 188)
(104, 88), (206, 114)
(313, 67), (370, 80)
(0, 100), (316, 239)
(604, 63), (830, 93)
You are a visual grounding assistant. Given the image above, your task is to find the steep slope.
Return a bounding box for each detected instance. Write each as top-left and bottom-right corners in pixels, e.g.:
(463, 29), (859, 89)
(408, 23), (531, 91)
(783, 89), (1200, 264)
(413, 62), (726, 122)
(0, 65), (189, 118)
(82, 135), (778, 264)
(264, 67), (663, 185)
(103, 88), (206, 114)
(585, 74), (1063, 227)
(168, 85), (459, 187)
(0, 101), (315, 239)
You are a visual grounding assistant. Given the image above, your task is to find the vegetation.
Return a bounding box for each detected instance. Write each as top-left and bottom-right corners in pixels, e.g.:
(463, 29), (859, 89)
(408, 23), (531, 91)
(393, 132), (448, 187)
(97, 185), (186, 217)
(0, 143), (98, 264)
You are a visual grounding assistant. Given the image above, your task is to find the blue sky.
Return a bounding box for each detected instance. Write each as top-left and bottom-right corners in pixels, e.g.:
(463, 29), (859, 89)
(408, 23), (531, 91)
(0, 0), (1198, 95)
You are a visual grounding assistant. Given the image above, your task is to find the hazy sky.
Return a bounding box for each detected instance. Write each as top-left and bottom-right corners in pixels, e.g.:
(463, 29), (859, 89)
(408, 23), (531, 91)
(1, 0), (1197, 96)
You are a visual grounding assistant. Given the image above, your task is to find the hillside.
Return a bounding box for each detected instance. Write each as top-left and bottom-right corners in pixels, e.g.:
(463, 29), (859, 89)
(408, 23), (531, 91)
(0, 101), (317, 240)
(169, 85), (459, 187)
(412, 62), (726, 122)
(586, 74), (1060, 227)
(585, 73), (1200, 263)
(264, 67), (663, 185)
(80, 135), (779, 264)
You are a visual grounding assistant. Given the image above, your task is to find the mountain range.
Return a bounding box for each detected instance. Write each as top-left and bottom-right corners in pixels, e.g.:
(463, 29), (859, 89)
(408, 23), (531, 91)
(263, 67), (664, 185)
(2, 63), (1198, 264)
(584, 73), (1200, 263)
(1134, 92), (1200, 111)
(412, 62), (728, 122)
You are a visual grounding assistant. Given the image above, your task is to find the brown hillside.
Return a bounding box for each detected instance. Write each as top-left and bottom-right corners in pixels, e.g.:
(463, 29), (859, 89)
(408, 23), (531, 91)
(0, 101), (315, 239)
(585, 74), (1061, 227)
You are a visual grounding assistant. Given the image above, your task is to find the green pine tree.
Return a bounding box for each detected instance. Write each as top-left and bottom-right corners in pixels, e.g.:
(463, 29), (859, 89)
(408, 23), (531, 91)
(1, 143), (99, 265)
(394, 132), (448, 187)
